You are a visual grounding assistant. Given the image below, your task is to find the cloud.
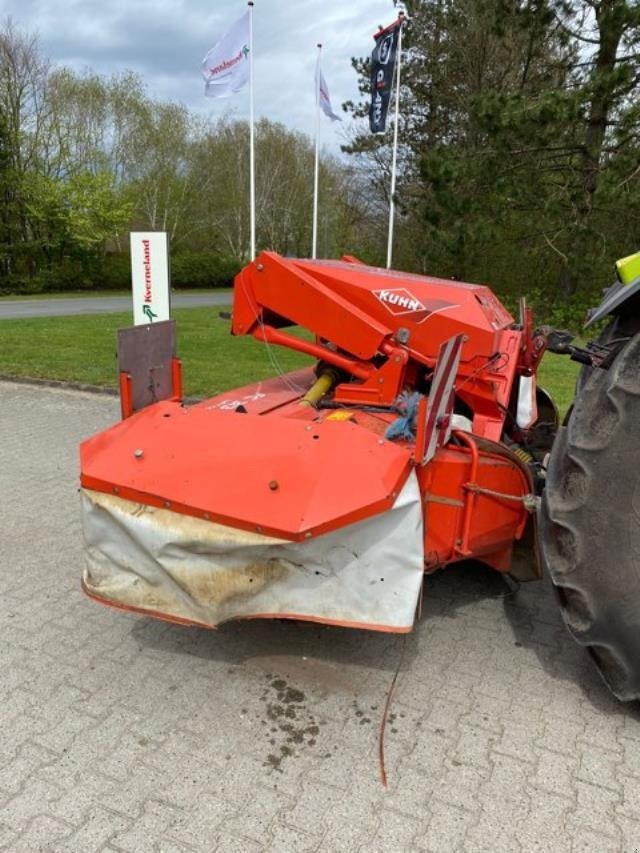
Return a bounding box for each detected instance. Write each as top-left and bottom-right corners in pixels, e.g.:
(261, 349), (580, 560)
(4, 0), (394, 150)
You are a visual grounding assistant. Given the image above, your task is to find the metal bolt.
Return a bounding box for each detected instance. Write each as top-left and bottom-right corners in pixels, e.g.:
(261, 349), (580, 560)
(256, 263), (264, 271)
(134, 448), (144, 459)
(305, 531), (312, 539)
(164, 500), (171, 509)
(269, 480), (279, 491)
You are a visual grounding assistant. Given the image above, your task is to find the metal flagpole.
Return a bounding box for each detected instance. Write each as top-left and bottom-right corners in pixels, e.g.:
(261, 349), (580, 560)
(248, 1), (256, 260)
(386, 12), (404, 270)
(312, 43), (322, 260)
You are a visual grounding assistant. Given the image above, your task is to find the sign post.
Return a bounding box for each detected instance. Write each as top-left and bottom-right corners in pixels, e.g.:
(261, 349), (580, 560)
(130, 232), (171, 326)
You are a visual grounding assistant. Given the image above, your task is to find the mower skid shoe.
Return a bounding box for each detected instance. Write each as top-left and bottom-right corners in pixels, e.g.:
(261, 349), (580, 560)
(80, 471), (424, 633)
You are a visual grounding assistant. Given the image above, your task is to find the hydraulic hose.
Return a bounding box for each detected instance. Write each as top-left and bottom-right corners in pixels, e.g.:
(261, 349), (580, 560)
(300, 370), (337, 407)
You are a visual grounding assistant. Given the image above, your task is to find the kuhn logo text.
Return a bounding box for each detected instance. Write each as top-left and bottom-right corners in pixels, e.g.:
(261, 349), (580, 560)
(374, 289), (425, 314)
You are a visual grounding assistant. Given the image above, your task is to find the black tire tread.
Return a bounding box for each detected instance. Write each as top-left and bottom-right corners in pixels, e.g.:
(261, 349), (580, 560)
(540, 330), (640, 700)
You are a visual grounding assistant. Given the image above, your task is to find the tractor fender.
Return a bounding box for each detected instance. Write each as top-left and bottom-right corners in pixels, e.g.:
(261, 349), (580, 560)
(584, 276), (640, 328)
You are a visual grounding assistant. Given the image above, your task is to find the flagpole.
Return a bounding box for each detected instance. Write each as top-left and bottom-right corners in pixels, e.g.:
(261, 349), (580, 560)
(312, 43), (322, 260)
(386, 12), (404, 270)
(248, 1), (256, 260)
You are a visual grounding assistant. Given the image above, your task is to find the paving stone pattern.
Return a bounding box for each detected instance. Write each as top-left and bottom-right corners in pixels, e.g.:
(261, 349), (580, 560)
(2, 380), (640, 852)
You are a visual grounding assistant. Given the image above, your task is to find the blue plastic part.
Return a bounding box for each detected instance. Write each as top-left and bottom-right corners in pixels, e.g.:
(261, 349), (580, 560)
(385, 392), (422, 441)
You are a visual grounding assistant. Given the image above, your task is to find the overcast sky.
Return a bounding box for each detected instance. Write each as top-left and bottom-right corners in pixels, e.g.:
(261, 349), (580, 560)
(5, 0), (396, 151)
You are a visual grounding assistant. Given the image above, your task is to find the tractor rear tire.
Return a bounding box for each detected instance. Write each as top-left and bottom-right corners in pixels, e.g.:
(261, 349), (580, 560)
(539, 329), (640, 700)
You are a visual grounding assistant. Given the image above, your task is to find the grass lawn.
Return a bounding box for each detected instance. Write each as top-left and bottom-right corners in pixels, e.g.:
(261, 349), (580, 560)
(0, 307), (312, 398)
(537, 346), (579, 416)
(0, 305), (579, 413)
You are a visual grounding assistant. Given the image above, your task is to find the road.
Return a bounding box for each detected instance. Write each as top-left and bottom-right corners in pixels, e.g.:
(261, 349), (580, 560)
(0, 292), (230, 320)
(1, 380), (639, 851)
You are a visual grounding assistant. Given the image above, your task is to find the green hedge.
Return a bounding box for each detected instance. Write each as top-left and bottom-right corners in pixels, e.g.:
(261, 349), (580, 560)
(0, 251), (242, 295)
(0, 263), (94, 295)
(170, 251), (241, 288)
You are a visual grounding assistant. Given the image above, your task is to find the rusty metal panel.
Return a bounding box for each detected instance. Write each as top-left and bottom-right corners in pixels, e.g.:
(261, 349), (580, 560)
(117, 320), (176, 413)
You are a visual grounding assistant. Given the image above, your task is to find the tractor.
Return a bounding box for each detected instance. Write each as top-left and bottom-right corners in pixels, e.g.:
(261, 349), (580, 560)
(79, 250), (640, 701)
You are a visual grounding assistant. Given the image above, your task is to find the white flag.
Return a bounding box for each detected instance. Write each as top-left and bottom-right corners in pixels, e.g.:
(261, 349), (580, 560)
(201, 11), (250, 99)
(315, 60), (342, 121)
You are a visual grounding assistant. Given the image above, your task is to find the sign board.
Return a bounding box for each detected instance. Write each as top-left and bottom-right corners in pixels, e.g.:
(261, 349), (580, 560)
(130, 232), (171, 325)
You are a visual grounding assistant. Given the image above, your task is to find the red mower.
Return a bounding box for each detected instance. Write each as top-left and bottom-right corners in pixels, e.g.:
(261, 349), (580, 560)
(79, 250), (640, 700)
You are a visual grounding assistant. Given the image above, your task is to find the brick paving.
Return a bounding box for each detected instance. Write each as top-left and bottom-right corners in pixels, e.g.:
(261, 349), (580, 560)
(1, 379), (640, 852)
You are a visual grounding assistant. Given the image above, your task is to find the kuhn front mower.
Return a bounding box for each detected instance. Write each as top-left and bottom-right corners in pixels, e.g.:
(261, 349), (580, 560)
(80, 250), (640, 700)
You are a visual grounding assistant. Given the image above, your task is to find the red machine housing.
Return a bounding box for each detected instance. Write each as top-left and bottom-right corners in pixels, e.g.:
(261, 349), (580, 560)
(79, 253), (547, 632)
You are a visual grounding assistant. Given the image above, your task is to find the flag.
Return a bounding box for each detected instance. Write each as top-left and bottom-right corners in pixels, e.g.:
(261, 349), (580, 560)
(201, 11), (251, 99)
(315, 60), (342, 122)
(369, 19), (401, 133)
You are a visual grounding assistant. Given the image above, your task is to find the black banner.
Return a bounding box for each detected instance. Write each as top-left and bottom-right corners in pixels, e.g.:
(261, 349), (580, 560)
(369, 20), (401, 134)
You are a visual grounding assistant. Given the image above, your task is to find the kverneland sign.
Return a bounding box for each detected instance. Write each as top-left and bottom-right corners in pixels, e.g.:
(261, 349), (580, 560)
(130, 232), (171, 326)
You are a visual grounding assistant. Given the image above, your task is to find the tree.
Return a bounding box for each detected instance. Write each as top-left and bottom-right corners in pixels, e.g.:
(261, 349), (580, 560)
(187, 117), (370, 261)
(0, 20), (385, 292)
(345, 0), (640, 317)
(0, 19), (50, 278)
